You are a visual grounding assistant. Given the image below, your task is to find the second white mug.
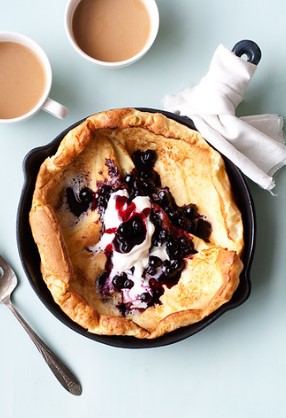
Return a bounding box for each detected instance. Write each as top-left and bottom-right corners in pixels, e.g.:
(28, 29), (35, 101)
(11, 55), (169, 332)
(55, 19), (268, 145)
(65, 0), (160, 69)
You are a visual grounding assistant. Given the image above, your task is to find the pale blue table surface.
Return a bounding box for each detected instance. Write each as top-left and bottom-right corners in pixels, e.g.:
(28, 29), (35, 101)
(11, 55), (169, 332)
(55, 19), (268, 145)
(1, 1), (286, 417)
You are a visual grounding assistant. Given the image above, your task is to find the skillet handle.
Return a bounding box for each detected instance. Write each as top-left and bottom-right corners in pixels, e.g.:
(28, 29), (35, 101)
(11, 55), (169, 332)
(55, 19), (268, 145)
(232, 40), (262, 65)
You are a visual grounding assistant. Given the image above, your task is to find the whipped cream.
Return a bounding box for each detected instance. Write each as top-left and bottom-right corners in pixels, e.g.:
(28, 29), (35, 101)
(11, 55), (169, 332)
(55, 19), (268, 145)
(92, 189), (155, 267)
(92, 189), (169, 310)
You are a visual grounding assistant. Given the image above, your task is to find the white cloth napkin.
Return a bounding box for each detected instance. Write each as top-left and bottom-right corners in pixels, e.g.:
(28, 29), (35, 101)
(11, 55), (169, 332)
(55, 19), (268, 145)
(162, 44), (286, 190)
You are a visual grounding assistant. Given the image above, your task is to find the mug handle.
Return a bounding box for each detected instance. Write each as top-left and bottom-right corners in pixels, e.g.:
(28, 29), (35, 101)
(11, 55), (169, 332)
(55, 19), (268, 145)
(42, 97), (68, 119)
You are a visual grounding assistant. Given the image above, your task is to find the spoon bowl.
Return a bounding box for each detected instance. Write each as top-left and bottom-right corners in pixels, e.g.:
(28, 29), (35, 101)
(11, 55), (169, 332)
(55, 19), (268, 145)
(0, 261), (17, 302)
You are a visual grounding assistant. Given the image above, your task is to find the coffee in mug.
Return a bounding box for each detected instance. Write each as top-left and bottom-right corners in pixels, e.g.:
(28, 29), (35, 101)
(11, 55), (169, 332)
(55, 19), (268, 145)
(72, 0), (151, 62)
(0, 32), (67, 124)
(0, 41), (46, 119)
(65, 0), (159, 68)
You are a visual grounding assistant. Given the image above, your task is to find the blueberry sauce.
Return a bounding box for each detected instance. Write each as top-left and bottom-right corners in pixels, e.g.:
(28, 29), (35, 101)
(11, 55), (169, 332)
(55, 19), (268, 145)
(65, 150), (212, 315)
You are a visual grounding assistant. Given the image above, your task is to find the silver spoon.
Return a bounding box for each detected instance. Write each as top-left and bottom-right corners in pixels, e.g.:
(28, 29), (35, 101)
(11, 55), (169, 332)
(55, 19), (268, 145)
(0, 254), (82, 396)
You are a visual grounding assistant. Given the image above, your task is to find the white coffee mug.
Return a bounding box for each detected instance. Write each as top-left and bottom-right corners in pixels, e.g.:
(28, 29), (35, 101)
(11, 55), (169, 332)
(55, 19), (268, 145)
(65, 0), (160, 69)
(0, 32), (68, 124)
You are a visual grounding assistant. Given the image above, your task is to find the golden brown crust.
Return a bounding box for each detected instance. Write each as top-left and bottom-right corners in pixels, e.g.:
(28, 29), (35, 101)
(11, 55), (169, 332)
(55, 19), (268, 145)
(30, 108), (244, 339)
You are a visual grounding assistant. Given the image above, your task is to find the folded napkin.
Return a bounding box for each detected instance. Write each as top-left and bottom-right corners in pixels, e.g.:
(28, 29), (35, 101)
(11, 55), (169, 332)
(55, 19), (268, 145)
(162, 44), (286, 190)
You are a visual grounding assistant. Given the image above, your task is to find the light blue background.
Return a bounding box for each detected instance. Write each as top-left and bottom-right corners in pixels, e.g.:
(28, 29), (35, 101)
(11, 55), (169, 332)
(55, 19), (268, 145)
(1, 1), (286, 417)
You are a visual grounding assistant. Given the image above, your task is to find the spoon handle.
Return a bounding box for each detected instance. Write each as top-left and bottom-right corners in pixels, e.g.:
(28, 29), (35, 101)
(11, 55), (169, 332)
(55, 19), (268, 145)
(5, 298), (82, 396)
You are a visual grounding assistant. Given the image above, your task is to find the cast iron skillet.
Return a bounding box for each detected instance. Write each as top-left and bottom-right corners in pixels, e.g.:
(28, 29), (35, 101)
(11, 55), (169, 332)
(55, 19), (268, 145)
(16, 41), (258, 348)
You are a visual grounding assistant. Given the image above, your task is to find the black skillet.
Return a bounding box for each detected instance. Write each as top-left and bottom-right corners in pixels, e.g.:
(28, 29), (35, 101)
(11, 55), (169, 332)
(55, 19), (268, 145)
(17, 40), (259, 348)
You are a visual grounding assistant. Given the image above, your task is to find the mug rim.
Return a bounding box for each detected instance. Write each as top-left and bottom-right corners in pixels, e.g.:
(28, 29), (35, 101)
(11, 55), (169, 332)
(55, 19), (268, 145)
(64, 0), (160, 69)
(0, 31), (53, 124)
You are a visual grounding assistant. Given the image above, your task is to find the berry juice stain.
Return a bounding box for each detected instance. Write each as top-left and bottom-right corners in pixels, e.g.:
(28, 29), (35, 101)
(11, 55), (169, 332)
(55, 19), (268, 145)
(115, 195), (136, 221)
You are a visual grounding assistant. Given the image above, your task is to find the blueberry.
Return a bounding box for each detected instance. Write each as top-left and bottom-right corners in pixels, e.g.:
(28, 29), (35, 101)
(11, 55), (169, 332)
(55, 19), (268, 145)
(66, 186), (93, 217)
(124, 279), (134, 289)
(120, 241), (132, 253)
(140, 180), (154, 195)
(112, 272), (128, 290)
(128, 179), (144, 199)
(114, 215), (146, 253)
(161, 259), (181, 283)
(159, 229), (169, 242)
(163, 259), (181, 277)
(141, 292), (152, 304)
(132, 179), (142, 192)
(162, 260), (171, 275)
(184, 203), (197, 220)
(124, 174), (134, 184)
(141, 150), (157, 166)
(166, 239), (181, 259)
(114, 234), (126, 244)
(170, 259), (185, 272)
(80, 187), (93, 203)
(141, 180), (151, 189)
(166, 207), (191, 231)
(113, 238), (132, 253)
(152, 228), (169, 247)
(132, 150), (157, 171)
(131, 217), (144, 235)
(178, 236), (196, 257)
(175, 214), (191, 230)
(178, 236), (189, 246)
(130, 216), (146, 245)
(146, 265), (157, 276)
(157, 189), (177, 212)
(150, 211), (161, 227)
(149, 256), (162, 268)
(117, 223), (132, 237)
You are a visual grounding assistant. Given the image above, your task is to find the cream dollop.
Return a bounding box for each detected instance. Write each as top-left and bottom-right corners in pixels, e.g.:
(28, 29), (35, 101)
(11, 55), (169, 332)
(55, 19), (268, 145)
(92, 189), (169, 310)
(93, 189), (155, 269)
